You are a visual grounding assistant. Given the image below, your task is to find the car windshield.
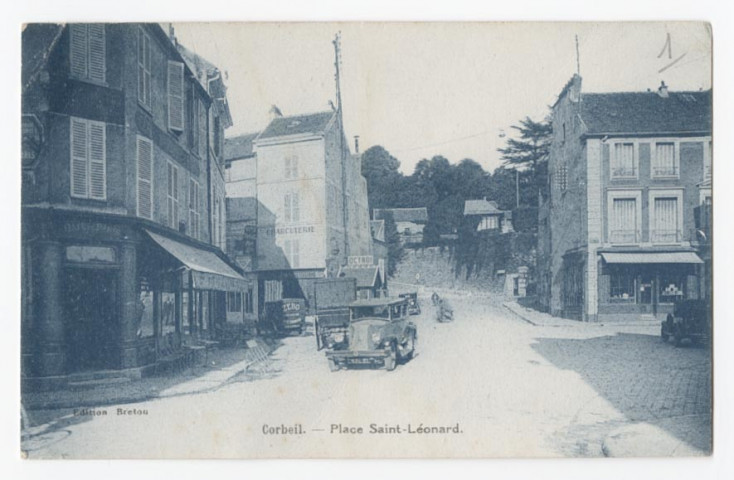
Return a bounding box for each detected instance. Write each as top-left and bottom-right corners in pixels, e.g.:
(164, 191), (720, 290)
(352, 305), (390, 320)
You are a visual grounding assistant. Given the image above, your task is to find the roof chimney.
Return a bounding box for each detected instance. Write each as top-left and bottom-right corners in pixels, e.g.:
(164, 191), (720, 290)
(354, 135), (360, 154)
(269, 104), (283, 120)
(658, 81), (669, 98)
(569, 74), (582, 103)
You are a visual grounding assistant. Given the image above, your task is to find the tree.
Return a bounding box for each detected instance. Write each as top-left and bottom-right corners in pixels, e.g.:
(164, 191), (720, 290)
(361, 145), (403, 210)
(497, 115), (552, 206)
(381, 211), (405, 278)
(497, 116), (552, 171)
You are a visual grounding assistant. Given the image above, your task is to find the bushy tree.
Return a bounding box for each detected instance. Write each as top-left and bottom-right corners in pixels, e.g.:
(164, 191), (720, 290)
(497, 115), (552, 204)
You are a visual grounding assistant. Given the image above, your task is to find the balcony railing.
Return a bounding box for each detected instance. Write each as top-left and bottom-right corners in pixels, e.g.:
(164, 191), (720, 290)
(651, 229), (681, 244)
(609, 229), (638, 244)
(652, 166), (679, 177)
(611, 167), (637, 178)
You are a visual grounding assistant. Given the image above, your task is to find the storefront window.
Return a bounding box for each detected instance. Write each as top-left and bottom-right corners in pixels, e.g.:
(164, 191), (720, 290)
(610, 273), (635, 302)
(138, 282), (154, 338)
(659, 276), (685, 304)
(161, 292), (176, 335)
(182, 291), (191, 334)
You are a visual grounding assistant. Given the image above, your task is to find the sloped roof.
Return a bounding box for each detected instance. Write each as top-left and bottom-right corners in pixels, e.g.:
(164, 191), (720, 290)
(464, 199), (503, 216)
(22, 23), (64, 92)
(338, 266), (381, 288)
(370, 220), (385, 243)
(373, 208), (429, 223)
(225, 133), (259, 161)
(257, 111), (335, 140)
(226, 197), (258, 222)
(176, 42), (233, 128)
(579, 90), (712, 136)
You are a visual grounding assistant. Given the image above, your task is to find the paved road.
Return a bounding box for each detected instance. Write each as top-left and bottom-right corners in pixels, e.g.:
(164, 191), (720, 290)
(25, 292), (711, 458)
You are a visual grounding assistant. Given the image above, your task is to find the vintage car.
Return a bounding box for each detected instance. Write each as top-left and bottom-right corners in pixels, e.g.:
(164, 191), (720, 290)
(399, 292), (421, 315)
(661, 299), (711, 347)
(325, 298), (417, 371)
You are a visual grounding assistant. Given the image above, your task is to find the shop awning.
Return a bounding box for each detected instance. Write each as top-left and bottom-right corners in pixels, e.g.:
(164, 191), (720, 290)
(145, 229), (249, 291)
(601, 252), (703, 264)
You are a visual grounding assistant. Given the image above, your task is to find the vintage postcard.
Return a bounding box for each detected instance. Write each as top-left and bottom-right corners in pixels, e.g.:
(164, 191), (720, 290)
(19, 21), (712, 459)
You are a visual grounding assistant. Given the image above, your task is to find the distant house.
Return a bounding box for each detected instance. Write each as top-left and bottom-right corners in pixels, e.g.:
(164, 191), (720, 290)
(463, 198), (513, 233)
(373, 207), (429, 246)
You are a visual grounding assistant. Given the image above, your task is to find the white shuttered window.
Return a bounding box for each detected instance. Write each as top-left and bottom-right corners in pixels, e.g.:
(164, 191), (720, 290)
(137, 27), (152, 108)
(189, 179), (200, 239)
(167, 162), (179, 229)
(610, 198), (637, 244)
(70, 117), (106, 200)
(69, 24), (105, 83)
(167, 61), (185, 131)
(284, 192), (300, 223)
(653, 198), (679, 243)
(653, 142), (677, 177)
(136, 136), (153, 219)
(612, 143), (636, 178)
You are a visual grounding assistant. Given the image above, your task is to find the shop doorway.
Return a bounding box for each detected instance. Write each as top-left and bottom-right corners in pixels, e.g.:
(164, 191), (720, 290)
(64, 268), (119, 372)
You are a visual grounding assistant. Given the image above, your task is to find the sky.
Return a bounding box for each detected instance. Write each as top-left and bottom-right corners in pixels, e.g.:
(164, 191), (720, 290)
(174, 22), (711, 174)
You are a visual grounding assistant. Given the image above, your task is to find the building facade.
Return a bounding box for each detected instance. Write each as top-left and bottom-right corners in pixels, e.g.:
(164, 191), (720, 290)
(21, 23), (248, 389)
(539, 75), (712, 322)
(225, 110), (373, 312)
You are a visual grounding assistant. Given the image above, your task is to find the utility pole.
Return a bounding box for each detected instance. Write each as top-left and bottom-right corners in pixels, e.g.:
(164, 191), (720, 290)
(333, 32), (350, 258)
(516, 168), (520, 208)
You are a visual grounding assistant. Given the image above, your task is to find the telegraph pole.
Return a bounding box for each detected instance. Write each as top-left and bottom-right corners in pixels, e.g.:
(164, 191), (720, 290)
(333, 32), (350, 258)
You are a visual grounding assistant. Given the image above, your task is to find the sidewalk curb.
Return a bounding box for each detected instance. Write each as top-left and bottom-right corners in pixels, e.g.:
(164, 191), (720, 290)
(503, 301), (661, 328)
(23, 338), (275, 412)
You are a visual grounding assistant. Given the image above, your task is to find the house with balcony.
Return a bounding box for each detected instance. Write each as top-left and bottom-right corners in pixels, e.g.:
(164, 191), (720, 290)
(21, 23), (246, 390)
(463, 198), (513, 233)
(538, 75), (712, 322)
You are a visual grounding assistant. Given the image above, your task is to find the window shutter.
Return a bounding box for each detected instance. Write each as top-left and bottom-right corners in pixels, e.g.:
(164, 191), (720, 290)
(87, 24), (105, 83)
(69, 24), (88, 78)
(292, 193), (300, 222)
(137, 29), (151, 106)
(137, 137), (153, 219)
(172, 166), (179, 228)
(70, 118), (88, 197)
(198, 99), (207, 158)
(168, 61), (185, 131)
(88, 122), (106, 199)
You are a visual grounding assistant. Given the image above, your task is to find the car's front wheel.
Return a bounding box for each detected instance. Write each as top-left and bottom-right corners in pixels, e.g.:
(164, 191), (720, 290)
(385, 343), (397, 371)
(404, 332), (416, 361)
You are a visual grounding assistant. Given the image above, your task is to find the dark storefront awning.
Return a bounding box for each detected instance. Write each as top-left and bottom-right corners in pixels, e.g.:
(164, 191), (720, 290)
(601, 252), (703, 264)
(145, 229), (249, 291)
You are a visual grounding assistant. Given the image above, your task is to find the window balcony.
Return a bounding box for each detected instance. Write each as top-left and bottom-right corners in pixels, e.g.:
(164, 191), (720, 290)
(611, 167), (637, 178)
(651, 229), (681, 244)
(609, 229), (638, 244)
(652, 166), (679, 177)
